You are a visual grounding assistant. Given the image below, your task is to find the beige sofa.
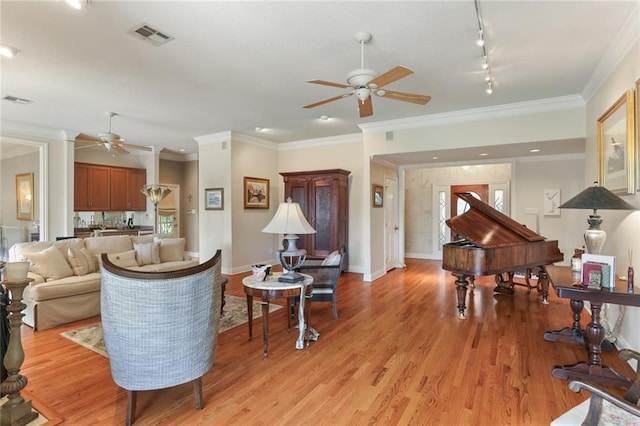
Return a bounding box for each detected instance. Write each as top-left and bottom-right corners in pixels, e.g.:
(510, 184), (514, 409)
(8, 234), (198, 330)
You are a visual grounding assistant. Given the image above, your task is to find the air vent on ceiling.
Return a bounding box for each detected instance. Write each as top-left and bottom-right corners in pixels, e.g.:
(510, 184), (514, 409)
(3, 95), (33, 105)
(128, 23), (174, 46)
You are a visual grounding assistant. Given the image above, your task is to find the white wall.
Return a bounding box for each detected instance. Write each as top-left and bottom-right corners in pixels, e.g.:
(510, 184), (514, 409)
(584, 37), (640, 351)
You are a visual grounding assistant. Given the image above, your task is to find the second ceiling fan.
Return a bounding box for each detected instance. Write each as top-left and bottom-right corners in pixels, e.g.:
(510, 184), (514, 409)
(74, 112), (152, 155)
(303, 32), (431, 118)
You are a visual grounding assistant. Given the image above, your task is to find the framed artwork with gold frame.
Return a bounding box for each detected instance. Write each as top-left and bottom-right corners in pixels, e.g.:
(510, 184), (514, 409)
(244, 177), (269, 209)
(597, 90), (635, 194)
(16, 172), (34, 220)
(372, 184), (383, 208)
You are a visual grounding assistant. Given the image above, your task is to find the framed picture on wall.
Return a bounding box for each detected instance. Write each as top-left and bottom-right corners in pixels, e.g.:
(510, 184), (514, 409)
(244, 177), (269, 209)
(597, 90), (635, 194)
(16, 172), (34, 221)
(543, 188), (560, 216)
(372, 184), (383, 208)
(204, 188), (224, 210)
(636, 79), (640, 191)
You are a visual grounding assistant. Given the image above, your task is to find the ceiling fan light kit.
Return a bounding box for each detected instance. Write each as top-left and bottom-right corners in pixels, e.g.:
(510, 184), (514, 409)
(303, 32), (430, 118)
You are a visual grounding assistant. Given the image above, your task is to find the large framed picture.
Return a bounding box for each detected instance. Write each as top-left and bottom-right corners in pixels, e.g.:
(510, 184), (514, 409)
(244, 177), (269, 209)
(597, 90), (635, 194)
(16, 172), (34, 221)
(204, 187), (224, 210)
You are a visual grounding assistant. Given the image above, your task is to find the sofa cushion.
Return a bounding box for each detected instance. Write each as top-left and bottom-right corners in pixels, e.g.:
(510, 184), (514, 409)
(9, 241), (54, 262)
(68, 247), (98, 276)
(131, 234), (155, 245)
(24, 246), (74, 281)
(53, 238), (85, 264)
(25, 272), (101, 302)
(96, 250), (139, 269)
(84, 235), (134, 256)
(130, 259), (199, 272)
(154, 237), (186, 262)
(133, 242), (161, 266)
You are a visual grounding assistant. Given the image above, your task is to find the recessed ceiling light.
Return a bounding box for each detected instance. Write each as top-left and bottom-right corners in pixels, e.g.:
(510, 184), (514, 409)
(432, 156), (439, 160)
(255, 127), (263, 132)
(65, 0), (83, 9)
(0, 45), (21, 58)
(179, 148), (186, 152)
(479, 153), (489, 156)
(530, 149), (541, 153)
(320, 115), (329, 121)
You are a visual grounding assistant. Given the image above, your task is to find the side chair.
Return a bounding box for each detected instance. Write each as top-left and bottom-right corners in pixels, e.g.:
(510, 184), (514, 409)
(292, 249), (345, 319)
(100, 250), (223, 425)
(552, 348), (640, 425)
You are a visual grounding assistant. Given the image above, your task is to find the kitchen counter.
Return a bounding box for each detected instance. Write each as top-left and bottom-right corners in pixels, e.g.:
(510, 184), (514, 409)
(74, 226), (154, 238)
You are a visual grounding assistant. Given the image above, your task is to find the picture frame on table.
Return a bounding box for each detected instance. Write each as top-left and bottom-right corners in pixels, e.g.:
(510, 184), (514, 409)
(597, 90), (635, 195)
(244, 177), (269, 209)
(204, 187), (224, 210)
(581, 254), (616, 289)
(16, 172), (34, 221)
(372, 184), (383, 208)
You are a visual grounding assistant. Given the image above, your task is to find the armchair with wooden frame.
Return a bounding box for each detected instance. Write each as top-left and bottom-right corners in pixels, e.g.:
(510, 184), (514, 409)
(100, 250), (223, 425)
(552, 348), (640, 425)
(291, 249), (345, 320)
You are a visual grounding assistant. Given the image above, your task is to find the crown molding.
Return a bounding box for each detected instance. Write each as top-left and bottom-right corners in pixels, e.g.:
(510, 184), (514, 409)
(1, 120), (66, 142)
(358, 95), (585, 134)
(278, 132), (362, 151)
(583, 1), (640, 102)
(232, 131), (279, 150)
(193, 130), (232, 146)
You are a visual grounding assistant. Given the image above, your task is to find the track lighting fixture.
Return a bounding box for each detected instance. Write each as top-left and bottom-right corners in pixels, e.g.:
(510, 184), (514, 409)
(474, 0), (494, 95)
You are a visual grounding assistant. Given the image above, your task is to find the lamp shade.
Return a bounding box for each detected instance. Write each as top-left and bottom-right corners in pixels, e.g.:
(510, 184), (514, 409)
(141, 185), (172, 205)
(262, 199), (316, 235)
(559, 183), (635, 212)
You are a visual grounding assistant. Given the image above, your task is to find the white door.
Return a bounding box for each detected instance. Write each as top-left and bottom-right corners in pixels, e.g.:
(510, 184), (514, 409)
(384, 176), (399, 271)
(158, 184), (180, 238)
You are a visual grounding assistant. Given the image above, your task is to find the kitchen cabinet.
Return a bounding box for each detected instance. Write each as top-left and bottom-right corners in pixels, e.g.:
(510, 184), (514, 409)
(281, 169), (349, 269)
(74, 163), (111, 211)
(110, 167), (147, 211)
(74, 163), (146, 212)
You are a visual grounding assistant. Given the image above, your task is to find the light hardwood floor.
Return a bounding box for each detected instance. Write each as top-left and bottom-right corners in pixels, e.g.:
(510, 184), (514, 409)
(14, 259), (634, 425)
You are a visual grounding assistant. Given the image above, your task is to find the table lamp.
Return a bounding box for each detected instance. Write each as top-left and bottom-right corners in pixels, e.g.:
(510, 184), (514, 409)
(262, 198), (316, 283)
(140, 184), (172, 234)
(559, 182), (636, 254)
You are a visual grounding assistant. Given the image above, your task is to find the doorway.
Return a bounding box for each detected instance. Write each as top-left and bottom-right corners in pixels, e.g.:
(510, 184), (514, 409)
(158, 184), (180, 237)
(384, 175), (399, 271)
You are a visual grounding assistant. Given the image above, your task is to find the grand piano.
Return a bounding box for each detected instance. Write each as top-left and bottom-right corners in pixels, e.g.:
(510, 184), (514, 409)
(442, 192), (563, 318)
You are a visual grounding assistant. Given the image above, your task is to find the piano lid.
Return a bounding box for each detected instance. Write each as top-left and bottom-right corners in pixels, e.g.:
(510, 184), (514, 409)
(446, 192), (545, 248)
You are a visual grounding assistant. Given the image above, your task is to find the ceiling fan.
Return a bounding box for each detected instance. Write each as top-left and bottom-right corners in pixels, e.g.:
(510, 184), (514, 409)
(303, 32), (431, 118)
(74, 112), (152, 154)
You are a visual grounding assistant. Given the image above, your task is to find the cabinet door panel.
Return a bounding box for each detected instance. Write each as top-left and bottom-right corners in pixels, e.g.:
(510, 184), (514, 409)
(128, 170), (147, 211)
(90, 166), (111, 211)
(311, 184), (332, 254)
(74, 164), (91, 211)
(110, 168), (128, 211)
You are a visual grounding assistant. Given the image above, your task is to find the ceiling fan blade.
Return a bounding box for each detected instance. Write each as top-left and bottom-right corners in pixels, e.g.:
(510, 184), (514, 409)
(367, 66), (413, 89)
(112, 144), (129, 155)
(307, 79), (351, 89)
(358, 96), (373, 118)
(75, 133), (101, 143)
(303, 93), (353, 109)
(379, 89), (431, 105)
(121, 143), (152, 152)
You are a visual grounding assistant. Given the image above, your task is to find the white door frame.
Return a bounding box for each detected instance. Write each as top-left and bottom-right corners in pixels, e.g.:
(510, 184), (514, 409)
(384, 175), (401, 270)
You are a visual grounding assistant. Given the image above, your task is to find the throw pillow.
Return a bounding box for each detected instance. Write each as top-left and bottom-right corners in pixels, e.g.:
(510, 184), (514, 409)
(68, 247), (98, 276)
(133, 242), (161, 266)
(96, 250), (139, 269)
(25, 246), (74, 281)
(154, 237), (186, 262)
(321, 250), (342, 266)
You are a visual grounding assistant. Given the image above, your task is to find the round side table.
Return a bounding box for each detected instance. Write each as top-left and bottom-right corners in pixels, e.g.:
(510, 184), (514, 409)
(242, 272), (312, 358)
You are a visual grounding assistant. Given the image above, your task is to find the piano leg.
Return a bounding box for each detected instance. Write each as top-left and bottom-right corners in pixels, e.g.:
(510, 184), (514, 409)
(454, 274), (471, 319)
(538, 266), (550, 305)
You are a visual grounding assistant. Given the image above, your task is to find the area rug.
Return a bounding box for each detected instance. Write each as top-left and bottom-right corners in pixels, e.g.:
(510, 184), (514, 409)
(60, 294), (282, 358)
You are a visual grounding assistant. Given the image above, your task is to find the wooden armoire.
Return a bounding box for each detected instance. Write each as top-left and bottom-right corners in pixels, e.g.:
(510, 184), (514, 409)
(280, 169), (350, 269)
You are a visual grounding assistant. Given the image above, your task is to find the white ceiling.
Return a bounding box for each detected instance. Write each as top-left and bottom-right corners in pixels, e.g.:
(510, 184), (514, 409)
(1, 1), (637, 162)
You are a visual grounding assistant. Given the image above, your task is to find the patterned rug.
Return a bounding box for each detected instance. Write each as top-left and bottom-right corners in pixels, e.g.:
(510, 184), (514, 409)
(60, 294), (282, 358)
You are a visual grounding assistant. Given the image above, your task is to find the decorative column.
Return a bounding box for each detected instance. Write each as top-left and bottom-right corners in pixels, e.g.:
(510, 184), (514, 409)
(0, 278), (37, 426)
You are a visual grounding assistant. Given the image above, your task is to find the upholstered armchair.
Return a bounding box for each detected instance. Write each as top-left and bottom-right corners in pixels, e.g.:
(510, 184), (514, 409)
(292, 249), (345, 319)
(100, 250), (223, 425)
(552, 348), (640, 425)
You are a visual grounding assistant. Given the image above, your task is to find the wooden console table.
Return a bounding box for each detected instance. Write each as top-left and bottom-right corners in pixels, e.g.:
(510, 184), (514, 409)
(545, 265), (639, 388)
